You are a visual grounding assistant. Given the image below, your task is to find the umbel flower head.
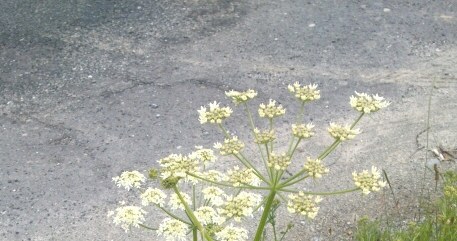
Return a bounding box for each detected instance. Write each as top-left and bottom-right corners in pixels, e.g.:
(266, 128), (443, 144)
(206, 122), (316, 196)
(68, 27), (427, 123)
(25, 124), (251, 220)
(225, 89), (258, 105)
(225, 166), (260, 187)
(189, 146), (217, 165)
(218, 192), (262, 222)
(112, 170), (146, 190)
(157, 154), (200, 182)
(198, 170), (226, 182)
(215, 225), (249, 241)
(287, 192), (322, 219)
(328, 123), (361, 141)
(194, 206), (225, 225)
(288, 82), (320, 102)
(214, 136), (244, 155)
(198, 101), (233, 124)
(253, 128), (276, 144)
(258, 99), (286, 119)
(109, 205), (147, 232)
(350, 92), (390, 113)
(157, 218), (189, 241)
(202, 186), (226, 206)
(353, 166), (387, 195)
(292, 123), (315, 139)
(303, 157), (329, 178)
(268, 152), (291, 171)
(140, 188), (167, 206)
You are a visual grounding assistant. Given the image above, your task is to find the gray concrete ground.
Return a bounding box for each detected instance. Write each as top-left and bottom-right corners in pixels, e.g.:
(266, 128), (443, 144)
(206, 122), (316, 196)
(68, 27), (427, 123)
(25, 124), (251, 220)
(1, 0), (456, 240)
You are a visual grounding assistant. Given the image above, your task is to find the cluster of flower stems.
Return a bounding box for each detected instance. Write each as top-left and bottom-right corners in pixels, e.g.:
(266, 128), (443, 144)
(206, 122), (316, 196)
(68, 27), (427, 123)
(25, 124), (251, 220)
(111, 86), (390, 241)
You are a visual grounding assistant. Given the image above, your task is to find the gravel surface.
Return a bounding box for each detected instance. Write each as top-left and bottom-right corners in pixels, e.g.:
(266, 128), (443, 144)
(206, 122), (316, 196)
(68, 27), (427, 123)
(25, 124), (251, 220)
(1, 0), (456, 240)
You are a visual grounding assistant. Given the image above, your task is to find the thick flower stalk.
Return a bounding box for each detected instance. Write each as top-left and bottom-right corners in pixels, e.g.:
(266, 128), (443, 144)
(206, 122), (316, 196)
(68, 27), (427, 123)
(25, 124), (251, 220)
(112, 171), (146, 190)
(258, 99), (286, 119)
(352, 166), (387, 195)
(288, 82), (320, 102)
(287, 192), (322, 219)
(198, 101), (233, 124)
(328, 123), (361, 141)
(350, 92), (390, 113)
(109, 206), (147, 232)
(225, 89), (257, 105)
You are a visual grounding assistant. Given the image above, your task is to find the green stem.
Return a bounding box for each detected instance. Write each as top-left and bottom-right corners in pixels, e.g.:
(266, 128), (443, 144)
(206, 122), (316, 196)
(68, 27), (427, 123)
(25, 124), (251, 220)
(218, 124), (230, 138)
(289, 138), (302, 158)
(193, 228), (198, 241)
(351, 112), (365, 129)
(157, 206), (192, 225)
(264, 144), (273, 181)
(272, 222), (278, 241)
(279, 187), (360, 195)
(173, 186), (213, 241)
(138, 223), (157, 231)
(254, 190), (277, 241)
(244, 102), (257, 133)
(269, 118), (274, 151)
(318, 139), (340, 160)
(186, 172), (270, 190)
(279, 174), (309, 188)
(287, 101), (306, 154)
(244, 103), (268, 164)
(236, 153), (269, 184)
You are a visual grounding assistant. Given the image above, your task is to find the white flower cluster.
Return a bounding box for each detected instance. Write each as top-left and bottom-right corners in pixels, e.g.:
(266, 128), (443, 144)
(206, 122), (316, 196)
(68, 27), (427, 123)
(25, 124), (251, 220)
(287, 192), (322, 219)
(109, 206), (147, 232)
(353, 166), (387, 195)
(288, 82), (320, 102)
(218, 192), (262, 222)
(225, 89), (257, 105)
(140, 188), (167, 206)
(267, 152), (291, 171)
(112, 171), (146, 191)
(225, 166), (260, 187)
(198, 101), (233, 124)
(258, 99), (286, 119)
(214, 136), (245, 155)
(292, 123), (315, 139)
(157, 218), (189, 241)
(350, 92), (390, 113)
(303, 157), (329, 179)
(158, 154), (200, 182)
(328, 123), (361, 141)
(215, 225), (249, 241)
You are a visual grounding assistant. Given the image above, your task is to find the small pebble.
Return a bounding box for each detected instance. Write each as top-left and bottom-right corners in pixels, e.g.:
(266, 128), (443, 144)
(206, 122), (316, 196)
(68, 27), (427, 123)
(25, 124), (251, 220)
(383, 8), (391, 12)
(151, 104), (159, 109)
(308, 23), (316, 27)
